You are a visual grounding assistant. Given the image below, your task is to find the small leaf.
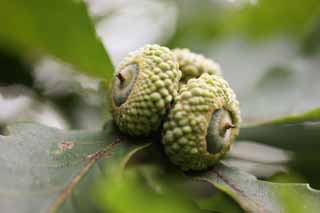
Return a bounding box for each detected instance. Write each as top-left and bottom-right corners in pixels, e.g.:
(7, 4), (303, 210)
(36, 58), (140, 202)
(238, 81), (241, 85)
(194, 163), (320, 213)
(0, 0), (113, 80)
(0, 122), (148, 212)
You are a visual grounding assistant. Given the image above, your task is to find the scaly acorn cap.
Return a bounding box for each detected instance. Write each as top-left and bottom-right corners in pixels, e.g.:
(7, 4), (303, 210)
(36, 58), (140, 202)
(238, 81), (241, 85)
(162, 73), (241, 171)
(111, 44), (182, 136)
(173, 48), (222, 84)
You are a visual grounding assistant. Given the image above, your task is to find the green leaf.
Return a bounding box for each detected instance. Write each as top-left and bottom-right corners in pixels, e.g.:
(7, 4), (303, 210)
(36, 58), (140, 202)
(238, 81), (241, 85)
(0, 0), (113, 80)
(0, 122), (148, 212)
(195, 163), (320, 213)
(243, 108), (320, 127)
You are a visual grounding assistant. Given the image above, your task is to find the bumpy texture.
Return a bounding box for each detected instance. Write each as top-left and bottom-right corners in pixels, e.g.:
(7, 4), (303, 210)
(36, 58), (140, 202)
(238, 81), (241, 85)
(162, 73), (240, 171)
(111, 44), (181, 136)
(173, 48), (222, 84)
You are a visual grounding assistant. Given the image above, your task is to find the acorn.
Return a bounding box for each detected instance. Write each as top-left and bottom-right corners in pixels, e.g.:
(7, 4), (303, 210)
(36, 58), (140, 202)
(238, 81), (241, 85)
(111, 44), (181, 136)
(162, 73), (241, 171)
(173, 48), (222, 84)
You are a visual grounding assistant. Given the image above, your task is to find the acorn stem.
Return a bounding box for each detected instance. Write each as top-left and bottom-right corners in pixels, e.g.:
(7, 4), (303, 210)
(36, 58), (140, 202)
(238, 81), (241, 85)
(224, 123), (236, 130)
(116, 72), (126, 83)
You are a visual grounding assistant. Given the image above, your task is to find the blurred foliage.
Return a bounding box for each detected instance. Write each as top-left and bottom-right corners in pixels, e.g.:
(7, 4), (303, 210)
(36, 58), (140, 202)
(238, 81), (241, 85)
(196, 191), (243, 213)
(228, 56), (320, 122)
(168, 0), (225, 50)
(240, 120), (320, 188)
(95, 167), (200, 213)
(170, 0), (320, 52)
(224, 0), (320, 40)
(0, 49), (33, 87)
(267, 170), (320, 212)
(301, 18), (320, 56)
(92, 0), (178, 64)
(240, 106), (320, 188)
(167, 0), (320, 135)
(240, 108), (320, 188)
(0, 0), (114, 80)
(226, 141), (291, 178)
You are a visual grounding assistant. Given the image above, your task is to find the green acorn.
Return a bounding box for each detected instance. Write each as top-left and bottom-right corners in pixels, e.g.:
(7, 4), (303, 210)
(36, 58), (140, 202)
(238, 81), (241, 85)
(111, 44), (181, 136)
(173, 48), (222, 84)
(162, 73), (241, 171)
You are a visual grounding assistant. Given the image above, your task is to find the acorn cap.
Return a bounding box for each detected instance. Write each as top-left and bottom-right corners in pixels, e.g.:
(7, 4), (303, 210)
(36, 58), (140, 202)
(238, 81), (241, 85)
(111, 44), (181, 136)
(173, 48), (222, 84)
(162, 73), (241, 171)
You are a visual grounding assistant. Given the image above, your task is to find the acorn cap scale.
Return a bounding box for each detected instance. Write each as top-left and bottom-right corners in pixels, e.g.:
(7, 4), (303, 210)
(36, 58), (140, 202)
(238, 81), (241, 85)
(111, 44), (181, 136)
(162, 73), (241, 171)
(173, 48), (222, 84)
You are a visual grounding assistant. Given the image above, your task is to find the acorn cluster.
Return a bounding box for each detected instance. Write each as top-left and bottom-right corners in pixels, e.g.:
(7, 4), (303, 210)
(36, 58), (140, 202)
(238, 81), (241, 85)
(111, 44), (240, 171)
